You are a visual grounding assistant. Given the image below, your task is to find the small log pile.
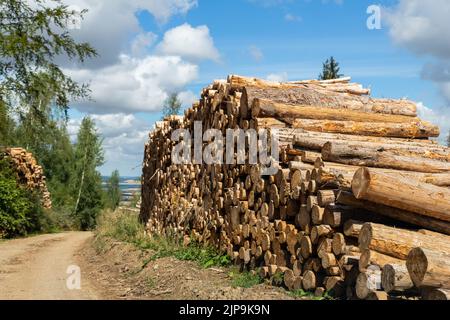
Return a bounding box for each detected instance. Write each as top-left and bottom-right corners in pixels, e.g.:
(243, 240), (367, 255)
(140, 75), (450, 300)
(1, 147), (52, 209)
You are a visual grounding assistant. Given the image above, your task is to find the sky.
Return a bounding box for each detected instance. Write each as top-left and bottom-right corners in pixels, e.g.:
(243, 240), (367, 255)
(59, 0), (450, 176)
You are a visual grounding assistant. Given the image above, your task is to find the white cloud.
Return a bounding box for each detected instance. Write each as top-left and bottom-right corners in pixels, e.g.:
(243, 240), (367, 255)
(267, 72), (289, 82)
(157, 23), (220, 62)
(55, 0), (198, 68)
(384, 0), (450, 126)
(68, 113), (151, 175)
(131, 32), (158, 57)
(384, 0), (450, 60)
(284, 13), (301, 22)
(248, 46), (264, 62)
(68, 55), (198, 114)
(416, 102), (449, 145)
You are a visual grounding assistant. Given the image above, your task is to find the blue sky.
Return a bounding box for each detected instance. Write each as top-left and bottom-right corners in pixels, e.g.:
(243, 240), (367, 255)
(63, 0), (450, 176)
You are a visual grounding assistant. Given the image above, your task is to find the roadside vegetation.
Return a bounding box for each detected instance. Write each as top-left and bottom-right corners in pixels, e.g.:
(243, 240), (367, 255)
(93, 208), (331, 299)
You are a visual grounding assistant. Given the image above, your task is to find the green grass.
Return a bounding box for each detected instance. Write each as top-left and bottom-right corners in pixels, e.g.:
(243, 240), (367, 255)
(95, 209), (231, 270)
(289, 289), (333, 300)
(229, 269), (263, 288)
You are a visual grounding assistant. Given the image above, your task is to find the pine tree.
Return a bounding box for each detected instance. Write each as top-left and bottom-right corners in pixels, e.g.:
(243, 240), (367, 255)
(106, 170), (121, 211)
(319, 56), (344, 80)
(72, 117), (104, 230)
(162, 93), (182, 119)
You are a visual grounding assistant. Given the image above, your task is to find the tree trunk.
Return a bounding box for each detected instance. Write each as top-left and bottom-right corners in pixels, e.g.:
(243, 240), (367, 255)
(352, 168), (450, 222)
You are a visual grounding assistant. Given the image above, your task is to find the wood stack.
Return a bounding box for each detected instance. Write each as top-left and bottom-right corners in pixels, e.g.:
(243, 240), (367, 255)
(1, 147), (52, 209)
(140, 75), (450, 300)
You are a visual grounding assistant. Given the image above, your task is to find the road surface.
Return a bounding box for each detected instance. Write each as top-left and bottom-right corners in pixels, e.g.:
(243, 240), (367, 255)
(0, 232), (101, 300)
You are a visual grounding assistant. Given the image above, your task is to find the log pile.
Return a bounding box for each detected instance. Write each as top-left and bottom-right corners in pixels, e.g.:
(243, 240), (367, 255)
(140, 75), (450, 300)
(1, 147), (52, 209)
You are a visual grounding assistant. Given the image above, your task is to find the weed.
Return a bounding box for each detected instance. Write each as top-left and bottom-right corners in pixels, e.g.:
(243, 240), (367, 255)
(229, 269), (263, 288)
(96, 209), (231, 270)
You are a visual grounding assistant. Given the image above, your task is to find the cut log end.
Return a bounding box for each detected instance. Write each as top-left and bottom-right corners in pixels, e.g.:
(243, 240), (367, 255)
(351, 167), (371, 199)
(358, 223), (373, 251)
(406, 247), (428, 287)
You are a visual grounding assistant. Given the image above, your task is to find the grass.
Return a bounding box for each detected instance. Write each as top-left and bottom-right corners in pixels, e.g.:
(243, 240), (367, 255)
(95, 209), (231, 270)
(289, 289), (333, 300)
(229, 269), (263, 288)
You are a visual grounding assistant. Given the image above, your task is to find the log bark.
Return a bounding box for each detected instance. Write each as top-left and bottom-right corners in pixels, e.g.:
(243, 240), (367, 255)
(359, 222), (450, 260)
(323, 143), (450, 173)
(252, 99), (418, 123)
(337, 191), (450, 235)
(290, 119), (438, 139)
(353, 168), (450, 222)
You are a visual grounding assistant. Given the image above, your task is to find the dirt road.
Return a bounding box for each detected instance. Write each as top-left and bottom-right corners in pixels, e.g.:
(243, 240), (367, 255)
(0, 232), (101, 300)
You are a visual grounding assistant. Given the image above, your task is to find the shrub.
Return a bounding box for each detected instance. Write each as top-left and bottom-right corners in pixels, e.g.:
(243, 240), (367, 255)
(0, 159), (33, 238)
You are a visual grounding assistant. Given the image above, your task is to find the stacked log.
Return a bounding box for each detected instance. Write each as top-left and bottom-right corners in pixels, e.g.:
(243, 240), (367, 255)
(140, 75), (450, 300)
(1, 147), (52, 209)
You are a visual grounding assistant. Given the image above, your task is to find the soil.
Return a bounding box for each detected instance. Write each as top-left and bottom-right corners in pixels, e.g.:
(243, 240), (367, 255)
(0, 232), (301, 300)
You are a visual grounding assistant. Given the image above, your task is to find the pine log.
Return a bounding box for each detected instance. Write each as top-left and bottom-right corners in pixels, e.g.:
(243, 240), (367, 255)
(423, 289), (450, 300)
(252, 99), (418, 123)
(359, 222), (450, 260)
(356, 267), (382, 300)
(406, 247), (450, 289)
(359, 249), (404, 272)
(290, 119), (438, 139)
(337, 191), (450, 235)
(352, 168), (450, 222)
(323, 143), (450, 173)
(381, 263), (414, 293)
(238, 82), (417, 117)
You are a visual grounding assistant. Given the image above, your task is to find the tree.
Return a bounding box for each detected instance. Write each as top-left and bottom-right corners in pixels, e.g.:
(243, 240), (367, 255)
(447, 129), (450, 147)
(319, 56), (344, 80)
(162, 93), (182, 119)
(0, 0), (97, 117)
(0, 100), (15, 146)
(72, 117), (104, 230)
(106, 170), (121, 211)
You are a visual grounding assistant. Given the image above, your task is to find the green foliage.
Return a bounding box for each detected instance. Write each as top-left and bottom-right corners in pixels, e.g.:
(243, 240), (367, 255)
(0, 159), (32, 237)
(72, 116), (104, 230)
(289, 289), (333, 300)
(0, 100), (16, 145)
(0, 0), (97, 115)
(162, 93), (182, 119)
(130, 192), (141, 208)
(106, 170), (121, 210)
(229, 269), (263, 288)
(319, 56), (343, 80)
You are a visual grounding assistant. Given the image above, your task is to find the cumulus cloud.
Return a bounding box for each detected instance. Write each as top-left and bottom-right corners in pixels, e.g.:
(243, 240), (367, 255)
(68, 55), (198, 114)
(157, 24), (220, 62)
(384, 0), (450, 60)
(131, 32), (158, 57)
(384, 0), (450, 127)
(55, 0), (198, 68)
(68, 113), (151, 174)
